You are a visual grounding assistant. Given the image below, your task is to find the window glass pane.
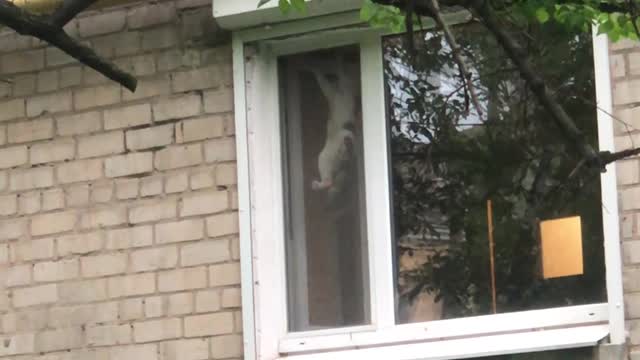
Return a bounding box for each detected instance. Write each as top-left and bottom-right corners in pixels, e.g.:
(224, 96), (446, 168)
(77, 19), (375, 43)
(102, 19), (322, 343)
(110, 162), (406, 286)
(385, 24), (606, 323)
(280, 46), (370, 331)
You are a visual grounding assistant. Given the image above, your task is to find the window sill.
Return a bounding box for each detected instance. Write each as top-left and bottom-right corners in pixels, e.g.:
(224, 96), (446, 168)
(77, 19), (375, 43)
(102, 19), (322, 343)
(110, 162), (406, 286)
(278, 324), (609, 360)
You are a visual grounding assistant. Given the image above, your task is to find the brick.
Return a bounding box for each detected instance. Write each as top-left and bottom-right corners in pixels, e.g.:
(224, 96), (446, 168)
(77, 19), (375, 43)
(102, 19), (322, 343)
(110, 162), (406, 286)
(91, 181), (114, 203)
(195, 290), (220, 313)
(10, 167), (53, 191)
(2, 49), (44, 73)
(105, 152), (153, 178)
(78, 131), (125, 158)
(35, 327), (83, 352)
(13, 74), (36, 97)
(155, 144), (203, 170)
(209, 262), (240, 287)
(57, 232), (103, 256)
(49, 302), (118, 327)
(115, 54), (156, 76)
(46, 46), (76, 67)
(81, 253), (127, 277)
(204, 138), (236, 162)
(142, 26), (179, 50)
(30, 138), (75, 164)
(131, 246), (178, 272)
(211, 334), (243, 358)
(10, 237), (53, 261)
(5, 264), (31, 287)
(26, 91), (72, 117)
(134, 318), (181, 343)
(57, 159), (103, 184)
(206, 212), (238, 238)
(0, 171), (8, 192)
(216, 163), (237, 185)
(120, 298), (144, 321)
(155, 218), (204, 244)
(128, 2), (176, 29)
(31, 210), (76, 236)
(0, 333), (35, 356)
(74, 84), (121, 110)
(105, 225), (153, 249)
(0, 217), (25, 241)
(145, 295), (163, 318)
(13, 284), (57, 307)
(78, 10), (127, 37)
(116, 178), (139, 199)
(0, 145), (27, 169)
(625, 240), (640, 264)
(58, 279), (107, 303)
(80, 206), (128, 229)
(34, 259), (79, 282)
(190, 168), (214, 190)
(182, 239), (230, 267)
(177, 115), (224, 143)
(108, 273), (155, 298)
(104, 103), (152, 130)
(130, 199), (176, 223)
(0, 98), (25, 122)
(3, 309), (47, 332)
(629, 293), (640, 318)
(19, 191), (41, 214)
(160, 339), (209, 360)
(204, 88), (233, 114)
(222, 288), (241, 308)
(126, 124), (174, 150)
(87, 324), (131, 346)
(172, 66), (222, 92)
(111, 344), (159, 359)
(42, 188), (64, 210)
(153, 94), (201, 122)
(181, 190), (228, 216)
(123, 76), (171, 102)
(157, 49), (200, 71)
(66, 184), (90, 207)
(60, 66), (82, 88)
(0, 194), (16, 215)
(168, 292), (193, 316)
(140, 176), (163, 197)
(158, 267), (207, 292)
(84, 66), (111, 85)
(57, 111), (102, 135)
(184, 312), (233, 337)
(37, 70), (59, 92)
(166, 171), (188, 193)
(8, 118), (54, 143)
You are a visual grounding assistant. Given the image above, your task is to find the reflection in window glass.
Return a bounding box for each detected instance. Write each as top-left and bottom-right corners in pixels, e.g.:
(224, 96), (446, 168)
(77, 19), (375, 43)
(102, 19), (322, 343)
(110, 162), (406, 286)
(280, 46), (370, 331)
(385, 24), (606, 323)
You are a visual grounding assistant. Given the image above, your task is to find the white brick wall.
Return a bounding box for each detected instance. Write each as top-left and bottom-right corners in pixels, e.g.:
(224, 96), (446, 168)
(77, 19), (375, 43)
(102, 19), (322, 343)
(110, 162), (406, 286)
(0, 2), (241, 358)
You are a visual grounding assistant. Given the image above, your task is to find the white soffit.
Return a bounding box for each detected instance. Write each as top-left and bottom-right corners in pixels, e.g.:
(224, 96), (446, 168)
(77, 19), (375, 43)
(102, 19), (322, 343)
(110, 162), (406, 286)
(213, 0), (363, 30)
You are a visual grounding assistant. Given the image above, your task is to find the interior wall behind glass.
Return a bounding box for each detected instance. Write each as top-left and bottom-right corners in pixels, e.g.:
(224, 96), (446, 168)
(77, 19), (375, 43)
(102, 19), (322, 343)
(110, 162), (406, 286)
(280, 46), (370, 331)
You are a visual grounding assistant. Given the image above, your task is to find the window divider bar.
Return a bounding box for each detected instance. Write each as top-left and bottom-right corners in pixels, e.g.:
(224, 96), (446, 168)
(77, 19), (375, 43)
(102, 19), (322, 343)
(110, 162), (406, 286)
(360, 34), (396, 329)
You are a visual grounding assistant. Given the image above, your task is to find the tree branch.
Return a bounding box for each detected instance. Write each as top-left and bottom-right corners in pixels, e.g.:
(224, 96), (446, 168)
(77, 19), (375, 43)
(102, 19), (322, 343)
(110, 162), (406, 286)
(50, 0), (100, 27)
(0, 0), (136, 91)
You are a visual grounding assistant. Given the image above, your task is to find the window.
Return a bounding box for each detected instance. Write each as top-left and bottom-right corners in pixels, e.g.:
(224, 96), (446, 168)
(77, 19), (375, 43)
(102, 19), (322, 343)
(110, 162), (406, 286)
(231, 9), (624, 360)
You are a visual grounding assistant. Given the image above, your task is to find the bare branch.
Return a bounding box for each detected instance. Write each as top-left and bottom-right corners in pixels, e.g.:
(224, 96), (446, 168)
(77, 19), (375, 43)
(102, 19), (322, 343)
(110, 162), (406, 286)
(50, 0), (100, 27)
(468, 0), (599, 165)
(0, 0), (136, 91)
(426, 0), (483, 116)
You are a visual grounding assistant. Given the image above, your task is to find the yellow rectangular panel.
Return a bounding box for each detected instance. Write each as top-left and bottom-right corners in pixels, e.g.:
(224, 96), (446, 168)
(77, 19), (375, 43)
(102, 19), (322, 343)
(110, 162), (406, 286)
(539, 216), (583, 279)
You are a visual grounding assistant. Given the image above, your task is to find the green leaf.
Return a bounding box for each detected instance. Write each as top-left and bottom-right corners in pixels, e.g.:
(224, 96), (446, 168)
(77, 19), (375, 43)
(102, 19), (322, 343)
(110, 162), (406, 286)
(535, 8), (550, 23)
(278, 0), (291, 14)
(290, 0), (306, 12)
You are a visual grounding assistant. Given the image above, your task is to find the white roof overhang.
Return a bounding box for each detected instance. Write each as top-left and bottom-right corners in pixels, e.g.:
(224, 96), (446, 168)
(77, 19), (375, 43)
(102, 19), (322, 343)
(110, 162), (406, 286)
(213, 0), (363, 30)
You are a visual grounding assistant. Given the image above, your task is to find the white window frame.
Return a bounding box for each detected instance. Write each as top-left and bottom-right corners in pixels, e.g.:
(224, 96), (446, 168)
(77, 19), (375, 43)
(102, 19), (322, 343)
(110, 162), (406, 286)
(231, 10), (625, 360)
